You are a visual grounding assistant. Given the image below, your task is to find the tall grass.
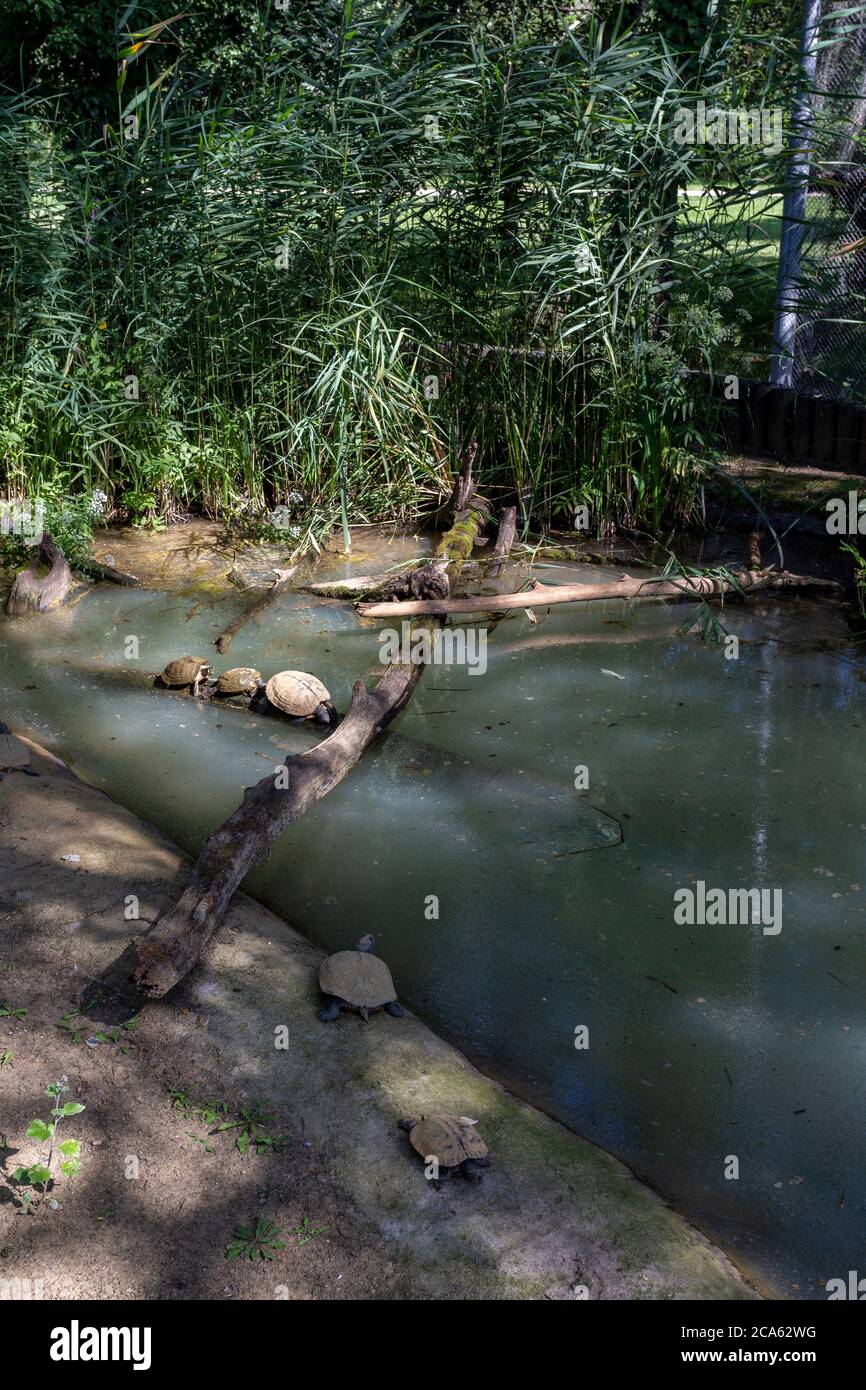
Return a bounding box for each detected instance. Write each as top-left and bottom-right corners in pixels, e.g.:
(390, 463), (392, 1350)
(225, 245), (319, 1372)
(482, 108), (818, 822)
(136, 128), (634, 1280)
(0, 2), (797, 544)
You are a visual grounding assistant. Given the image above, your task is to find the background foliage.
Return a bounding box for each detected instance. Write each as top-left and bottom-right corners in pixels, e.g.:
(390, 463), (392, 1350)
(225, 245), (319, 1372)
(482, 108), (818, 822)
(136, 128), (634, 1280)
(0, 1), (801, 544)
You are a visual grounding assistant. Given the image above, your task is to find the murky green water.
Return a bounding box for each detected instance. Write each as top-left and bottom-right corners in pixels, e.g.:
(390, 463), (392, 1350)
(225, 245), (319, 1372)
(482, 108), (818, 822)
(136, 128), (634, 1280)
(1, 562), (864, 1297)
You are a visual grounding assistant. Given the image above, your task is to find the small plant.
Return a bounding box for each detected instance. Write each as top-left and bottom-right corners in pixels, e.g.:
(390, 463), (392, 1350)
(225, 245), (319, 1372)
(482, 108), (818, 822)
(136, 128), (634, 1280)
(11, 1078), (85, 1213)
(0, 1003), (27, 1021)
(169, 1086), (230, 1125)
(216, 1105), (287, 1156)
(840, 541), (866, 617)
(0, 1051), (13, 1068)
(225, 1217), (286, 1262)
(290, 1217), (329, 1247)
(169, 1087), (285, 1155)
(57, 1010), (141, 1052)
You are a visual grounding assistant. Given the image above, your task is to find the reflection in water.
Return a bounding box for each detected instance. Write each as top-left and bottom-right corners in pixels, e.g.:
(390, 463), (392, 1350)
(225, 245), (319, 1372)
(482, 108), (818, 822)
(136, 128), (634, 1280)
(0, 572), (864, 1298)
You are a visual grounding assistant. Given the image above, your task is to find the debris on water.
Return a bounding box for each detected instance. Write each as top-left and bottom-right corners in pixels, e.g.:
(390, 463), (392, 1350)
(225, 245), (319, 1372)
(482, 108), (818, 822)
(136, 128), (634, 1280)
(601, 669), (625, 679)
(644, 975), (678, 994)
(61, 854), (81, 863)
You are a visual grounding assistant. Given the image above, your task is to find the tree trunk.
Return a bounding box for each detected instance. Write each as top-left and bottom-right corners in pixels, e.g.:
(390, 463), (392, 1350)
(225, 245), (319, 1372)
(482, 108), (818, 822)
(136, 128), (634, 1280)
(6, 535), (72, 617)
(488, 506), (517, 577)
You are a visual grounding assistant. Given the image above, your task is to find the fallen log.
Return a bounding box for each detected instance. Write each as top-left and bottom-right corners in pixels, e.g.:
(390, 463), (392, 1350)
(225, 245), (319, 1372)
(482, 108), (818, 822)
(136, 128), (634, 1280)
(130, 653), (431, 997)
(356, 567), (841, 619)
(77, 557), (140, 587)
(131, 461), (484, 997)
(6, 534), (72, 617)
(214, 566), (297, 654)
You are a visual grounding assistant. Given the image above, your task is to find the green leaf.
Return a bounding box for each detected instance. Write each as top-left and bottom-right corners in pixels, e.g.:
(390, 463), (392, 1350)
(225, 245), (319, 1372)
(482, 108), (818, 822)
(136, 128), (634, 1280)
(58, 1140), (80, 1156)
(26, 1119), (51, 1141)
(60, 1160), (81, 1177)
(60, 1102), (85, 1116)
(29, 1166), (52, 1184)
(236, 1133), (249, 1155)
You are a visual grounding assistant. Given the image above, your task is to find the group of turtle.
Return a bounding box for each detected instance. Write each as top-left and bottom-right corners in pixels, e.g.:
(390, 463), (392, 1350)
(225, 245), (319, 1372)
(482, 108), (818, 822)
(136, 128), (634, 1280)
(317, 934), (492, 1185)
(156, 657), (338, 727)
(154, 663), (490, 1183)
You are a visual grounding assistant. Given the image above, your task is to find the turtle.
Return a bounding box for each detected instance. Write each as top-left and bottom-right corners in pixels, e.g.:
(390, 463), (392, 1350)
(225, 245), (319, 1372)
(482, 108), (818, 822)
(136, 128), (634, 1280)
(264, 670), (338, 726)
(215, 666), (262, 699)
(0, 722), (37, 781)
(318, 934), (404, 1022)
(399, 1114), (492, 1184)
(158, 656), (211, 697)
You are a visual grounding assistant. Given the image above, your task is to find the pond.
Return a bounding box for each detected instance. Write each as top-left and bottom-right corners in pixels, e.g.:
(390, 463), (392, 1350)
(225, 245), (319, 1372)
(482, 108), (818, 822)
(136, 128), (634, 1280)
(1, 547), (864, 1298)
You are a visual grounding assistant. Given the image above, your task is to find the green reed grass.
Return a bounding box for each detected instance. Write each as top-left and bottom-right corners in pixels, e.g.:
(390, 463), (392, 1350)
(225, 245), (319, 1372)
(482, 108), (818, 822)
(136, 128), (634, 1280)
(0, 2), (798, 546)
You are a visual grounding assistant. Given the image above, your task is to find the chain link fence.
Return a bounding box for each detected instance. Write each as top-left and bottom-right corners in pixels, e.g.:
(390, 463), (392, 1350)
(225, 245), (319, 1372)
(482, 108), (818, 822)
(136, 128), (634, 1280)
(792, 3), (866, 402)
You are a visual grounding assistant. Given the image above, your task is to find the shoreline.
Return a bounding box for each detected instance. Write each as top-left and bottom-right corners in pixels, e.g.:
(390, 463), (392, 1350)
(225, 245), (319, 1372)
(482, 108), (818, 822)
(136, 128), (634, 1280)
(0, 733), (760, 1301)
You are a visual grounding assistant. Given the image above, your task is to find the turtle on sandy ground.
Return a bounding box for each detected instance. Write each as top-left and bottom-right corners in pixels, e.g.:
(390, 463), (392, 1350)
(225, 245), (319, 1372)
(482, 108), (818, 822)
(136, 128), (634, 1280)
(263, 670), (338, 727)
(0, 722), (38, 781)
(157, 655), (211, 697)
(399, 1114), (492, 1184)
(318, 934), (404, 1022)
(214, 666), (263, 700)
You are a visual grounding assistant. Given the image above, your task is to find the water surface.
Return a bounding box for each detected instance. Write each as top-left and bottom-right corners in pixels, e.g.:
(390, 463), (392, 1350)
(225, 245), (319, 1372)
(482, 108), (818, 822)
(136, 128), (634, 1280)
(1, 565), (864, 1297)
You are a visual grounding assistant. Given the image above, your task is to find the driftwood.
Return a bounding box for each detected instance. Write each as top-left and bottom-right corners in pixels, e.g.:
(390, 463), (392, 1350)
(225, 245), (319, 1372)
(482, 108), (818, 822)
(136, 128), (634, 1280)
(356, 567), (841, 619)
(77, 557), (140, 587)
(215, 566), (297, 654)
(488, 506), (517, 578)
(6, 534), (72, 617)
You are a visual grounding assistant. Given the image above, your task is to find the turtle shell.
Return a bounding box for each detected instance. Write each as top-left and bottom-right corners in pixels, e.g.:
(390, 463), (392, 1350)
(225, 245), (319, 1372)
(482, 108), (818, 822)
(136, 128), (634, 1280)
(266, 670), (330, 717)
(162, 656), (209, 686)
(408, 1116), (488, 1166)
(0, 732), (31, 769)
(217, 666), (261, 695)
(319, 949), (396, 1008)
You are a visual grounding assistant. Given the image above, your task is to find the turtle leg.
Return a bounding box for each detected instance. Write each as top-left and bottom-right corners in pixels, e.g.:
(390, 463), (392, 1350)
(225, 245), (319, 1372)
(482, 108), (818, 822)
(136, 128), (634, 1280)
(359, 1006), (370, 1023)
(318, 996), (342, 1022)
(461, 1158), (490, 1183)
(384, 1000), (404, 1018)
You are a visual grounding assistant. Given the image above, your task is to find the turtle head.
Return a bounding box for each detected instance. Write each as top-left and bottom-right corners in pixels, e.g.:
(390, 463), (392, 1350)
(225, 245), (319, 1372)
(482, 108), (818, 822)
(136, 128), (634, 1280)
(356, 933), (375, 953)
(398, 1117), (415, 1134)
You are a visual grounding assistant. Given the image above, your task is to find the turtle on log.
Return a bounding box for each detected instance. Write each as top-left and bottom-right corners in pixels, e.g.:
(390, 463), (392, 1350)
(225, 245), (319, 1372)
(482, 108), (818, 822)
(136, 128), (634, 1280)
(215, 666), (263, 700)
(264, 670), (338, 726)
(157, 656), (211, 696)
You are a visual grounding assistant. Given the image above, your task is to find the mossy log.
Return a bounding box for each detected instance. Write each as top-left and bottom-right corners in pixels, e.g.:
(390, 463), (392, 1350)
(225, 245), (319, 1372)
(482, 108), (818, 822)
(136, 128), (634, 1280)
(5, 534), (72, 618)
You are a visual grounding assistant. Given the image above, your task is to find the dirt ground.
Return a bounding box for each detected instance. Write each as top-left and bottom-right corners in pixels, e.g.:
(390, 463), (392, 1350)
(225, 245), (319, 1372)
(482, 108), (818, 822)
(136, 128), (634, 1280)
(0, 735), (760, 1301)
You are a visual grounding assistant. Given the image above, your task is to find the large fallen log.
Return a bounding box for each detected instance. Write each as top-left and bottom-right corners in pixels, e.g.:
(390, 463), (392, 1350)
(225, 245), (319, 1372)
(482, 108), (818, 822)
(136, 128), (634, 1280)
(131, 444), (493, 997)
(130, 652), (430, 997)
(6, 534), (72, 617)
(356, 567), (841, 619)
